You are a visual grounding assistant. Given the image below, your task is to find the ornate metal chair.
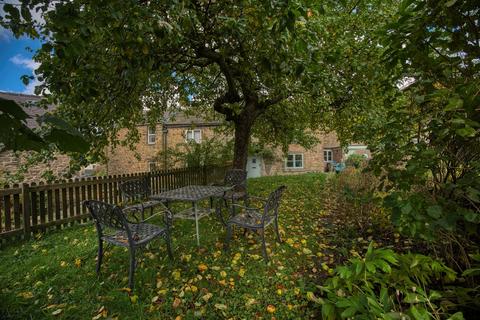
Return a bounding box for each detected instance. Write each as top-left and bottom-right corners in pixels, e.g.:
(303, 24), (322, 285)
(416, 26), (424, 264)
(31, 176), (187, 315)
(224, 186), (286, 262)
(217, 169), (248, 220)
(83, 200), (173, 291)
(120, 178), (165, 222)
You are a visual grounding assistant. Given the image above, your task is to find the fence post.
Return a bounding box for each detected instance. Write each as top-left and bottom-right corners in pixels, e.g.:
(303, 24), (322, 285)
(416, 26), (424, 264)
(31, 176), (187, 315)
(202, 166), (208, 185)
(21, 183), (31, 240)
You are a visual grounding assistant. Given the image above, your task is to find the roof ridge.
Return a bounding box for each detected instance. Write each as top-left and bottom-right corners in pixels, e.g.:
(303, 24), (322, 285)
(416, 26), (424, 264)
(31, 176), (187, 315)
(0, 91), (42, 98)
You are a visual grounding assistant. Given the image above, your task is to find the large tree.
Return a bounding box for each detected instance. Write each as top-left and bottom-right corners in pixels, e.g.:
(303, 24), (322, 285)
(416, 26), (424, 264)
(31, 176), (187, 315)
(1, 0), (393, 168)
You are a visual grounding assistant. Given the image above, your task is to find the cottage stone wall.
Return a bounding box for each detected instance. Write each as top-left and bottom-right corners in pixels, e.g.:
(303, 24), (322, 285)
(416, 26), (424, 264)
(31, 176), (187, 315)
(106, 125), (219, 175)
(262, 132), (342, 175)
(0, 151), (73, 183)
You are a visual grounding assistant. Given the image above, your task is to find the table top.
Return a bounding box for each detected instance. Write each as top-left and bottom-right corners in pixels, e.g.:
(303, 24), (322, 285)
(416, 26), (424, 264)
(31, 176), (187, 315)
(149, 185), (231, 202)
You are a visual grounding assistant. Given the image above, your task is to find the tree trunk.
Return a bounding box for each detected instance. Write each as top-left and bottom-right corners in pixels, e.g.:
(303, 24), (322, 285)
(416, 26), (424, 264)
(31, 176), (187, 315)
(233, 118), (253, 169)
(232, 103), (257, 169)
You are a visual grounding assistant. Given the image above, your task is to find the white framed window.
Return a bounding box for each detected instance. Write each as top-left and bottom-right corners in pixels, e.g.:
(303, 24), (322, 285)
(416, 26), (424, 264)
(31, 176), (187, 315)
(286, 153), (303, 169)
(324, 149), (333, 162)
(185, 129), (202, 143)
(148, 161), (157, 172)
(147, 126), (156, 144)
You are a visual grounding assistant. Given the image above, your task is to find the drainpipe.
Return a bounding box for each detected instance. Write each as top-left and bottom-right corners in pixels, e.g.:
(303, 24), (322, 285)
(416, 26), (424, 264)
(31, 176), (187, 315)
(162, 123), (168, 169)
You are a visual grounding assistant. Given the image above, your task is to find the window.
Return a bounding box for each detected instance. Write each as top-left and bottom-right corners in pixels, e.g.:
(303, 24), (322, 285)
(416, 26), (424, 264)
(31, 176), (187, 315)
(147, 126), (156, 144)
(324, 149), (333, 162)
(185, 129), (202, 143)
(286, 154), (303, 169)
(148, 161), (157, 172)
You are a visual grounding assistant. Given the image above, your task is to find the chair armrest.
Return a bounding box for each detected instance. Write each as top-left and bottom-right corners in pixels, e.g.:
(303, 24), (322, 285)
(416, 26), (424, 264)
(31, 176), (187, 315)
(246, 196), (268, 203)
(122, 207), (141, 224)
(231, 203), (261, 212)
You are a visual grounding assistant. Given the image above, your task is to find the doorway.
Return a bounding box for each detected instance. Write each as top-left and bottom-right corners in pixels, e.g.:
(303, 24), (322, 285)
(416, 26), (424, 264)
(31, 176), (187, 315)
(246, 156), (262, 178)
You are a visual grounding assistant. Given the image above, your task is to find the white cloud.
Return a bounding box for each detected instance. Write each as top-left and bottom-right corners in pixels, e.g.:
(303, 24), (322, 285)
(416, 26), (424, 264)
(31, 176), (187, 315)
(0, 27), (13, 42)
(9, 54), (43, 95)
(9, 54), (40, 70)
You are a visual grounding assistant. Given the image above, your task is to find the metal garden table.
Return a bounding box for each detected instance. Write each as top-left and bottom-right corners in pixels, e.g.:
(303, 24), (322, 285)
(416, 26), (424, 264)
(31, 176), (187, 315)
(149, 185), (231, 245)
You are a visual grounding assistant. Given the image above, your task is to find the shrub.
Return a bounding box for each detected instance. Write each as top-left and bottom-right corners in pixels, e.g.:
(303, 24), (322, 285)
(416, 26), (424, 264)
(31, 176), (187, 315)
(316, 243), (460, 319)
(323, 167), (389, 235)
(345, 153), (367, 169)
(157, 136), (233, 168)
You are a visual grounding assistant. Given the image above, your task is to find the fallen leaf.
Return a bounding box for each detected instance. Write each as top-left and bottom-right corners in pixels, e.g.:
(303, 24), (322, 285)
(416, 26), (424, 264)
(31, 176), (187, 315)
(130, 295), (138, 304)
(267, 305), (276, 313)
(172, 270), (181, 281)
(214, 304), (227, 310)
(52, 309), (63, 316)
(172, 298), (181, 308)
(202, 293), (212, 302)
(198, 264), (208, 272)
(18, 291), (33, 299)
(238, 268), (246, 277)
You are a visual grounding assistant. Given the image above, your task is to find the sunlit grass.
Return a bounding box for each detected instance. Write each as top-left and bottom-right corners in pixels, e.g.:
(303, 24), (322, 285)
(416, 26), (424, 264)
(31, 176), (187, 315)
(0, 173), (328, 319)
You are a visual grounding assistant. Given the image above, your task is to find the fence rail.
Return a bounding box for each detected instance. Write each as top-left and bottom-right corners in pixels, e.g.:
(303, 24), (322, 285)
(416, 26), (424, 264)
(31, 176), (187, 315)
(0, 165), (228, 244)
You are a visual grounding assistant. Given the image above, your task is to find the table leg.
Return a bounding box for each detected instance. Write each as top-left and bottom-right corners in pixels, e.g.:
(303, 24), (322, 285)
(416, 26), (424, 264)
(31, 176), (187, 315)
(194, 201), (200, 246)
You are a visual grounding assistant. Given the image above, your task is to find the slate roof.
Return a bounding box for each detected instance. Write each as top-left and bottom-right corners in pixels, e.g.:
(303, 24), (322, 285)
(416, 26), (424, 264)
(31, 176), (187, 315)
(0, 92), (221, 129)
(0, 92), (54, 129)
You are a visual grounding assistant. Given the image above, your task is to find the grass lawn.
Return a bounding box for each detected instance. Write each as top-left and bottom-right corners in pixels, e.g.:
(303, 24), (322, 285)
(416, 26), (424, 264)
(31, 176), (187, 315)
(1, 173), (334, 319)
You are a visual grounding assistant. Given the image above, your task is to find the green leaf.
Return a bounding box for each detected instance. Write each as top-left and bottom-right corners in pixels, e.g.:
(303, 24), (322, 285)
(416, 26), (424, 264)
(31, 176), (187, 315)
(43, 128), (88, 153)
(456, 126), (476, 137)
(461, 267), (480, 277)
(444, 0), (458, 7)
(445, 97), (463, 111)
(341, 306), (357, 318)
(3, 3), (20, 20)
(426, 205), (442, 219)
(447, 312), (464, 320)
(0, 97), (29, 121)
(321, 303), (336, 320)
(408, 305), (429, 320)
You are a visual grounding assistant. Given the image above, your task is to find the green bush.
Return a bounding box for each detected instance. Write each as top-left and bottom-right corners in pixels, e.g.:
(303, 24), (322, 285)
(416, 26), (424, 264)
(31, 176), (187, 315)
(324, 167), (389, 235)
(345, 154), (367, 169)
(157, 136), (233, 168)
(316, 243), (460, 320)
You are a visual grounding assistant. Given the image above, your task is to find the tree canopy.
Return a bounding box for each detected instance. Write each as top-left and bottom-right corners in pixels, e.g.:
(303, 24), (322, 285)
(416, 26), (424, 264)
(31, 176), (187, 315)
(1, 0), (395, 168)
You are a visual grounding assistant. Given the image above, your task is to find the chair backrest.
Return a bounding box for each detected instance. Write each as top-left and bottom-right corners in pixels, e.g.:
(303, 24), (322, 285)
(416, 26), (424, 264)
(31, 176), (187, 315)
(120, 178), (150, 203)
(224, 169), (247, 191)
(84, 200), (129, 232)
(262, 185), (287, 222)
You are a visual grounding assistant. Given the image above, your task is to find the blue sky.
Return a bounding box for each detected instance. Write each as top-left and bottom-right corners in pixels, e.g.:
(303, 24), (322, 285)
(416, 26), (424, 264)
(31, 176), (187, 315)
(0, 28), (42, 95)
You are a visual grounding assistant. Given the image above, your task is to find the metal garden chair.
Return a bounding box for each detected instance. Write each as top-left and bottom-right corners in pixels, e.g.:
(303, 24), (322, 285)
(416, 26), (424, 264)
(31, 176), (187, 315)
(120, 178), (165, 222)
(215, 169), (248, 222)
(224, 185), (287, 262)
(222, 169), (248, 203)
(83, 200), (173, 291)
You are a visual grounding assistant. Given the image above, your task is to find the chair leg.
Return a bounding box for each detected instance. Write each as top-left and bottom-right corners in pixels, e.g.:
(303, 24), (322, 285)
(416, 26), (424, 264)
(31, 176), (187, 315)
(260, 229), (268, 263)
(225, 224), (232, 251)
(96, 239), (103, 274)
(128, 247), (136, 290)
(150, 207), (154, 220)
(165, 233), (173, 260)
(215, 203), (227, 227)
(274, 218), (282, 243)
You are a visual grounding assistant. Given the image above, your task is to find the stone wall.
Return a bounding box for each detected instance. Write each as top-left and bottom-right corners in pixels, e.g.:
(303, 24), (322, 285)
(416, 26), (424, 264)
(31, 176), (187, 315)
(106, 125), (219, 175)
(262, 132), (342, 175)
(0, 151), (73, 184)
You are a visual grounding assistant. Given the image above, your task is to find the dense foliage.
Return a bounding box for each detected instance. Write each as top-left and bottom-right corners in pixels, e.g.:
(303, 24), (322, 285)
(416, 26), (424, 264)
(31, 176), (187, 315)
(0, 0), (396, 168)
(157, 136), (234, 168)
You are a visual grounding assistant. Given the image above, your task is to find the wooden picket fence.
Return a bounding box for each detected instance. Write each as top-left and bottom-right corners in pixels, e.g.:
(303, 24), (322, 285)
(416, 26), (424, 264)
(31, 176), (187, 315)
(0, 165), (229, 245)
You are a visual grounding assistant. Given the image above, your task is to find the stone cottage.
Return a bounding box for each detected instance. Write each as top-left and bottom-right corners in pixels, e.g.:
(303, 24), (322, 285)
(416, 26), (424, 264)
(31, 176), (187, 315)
(106, 113), (370, 178)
